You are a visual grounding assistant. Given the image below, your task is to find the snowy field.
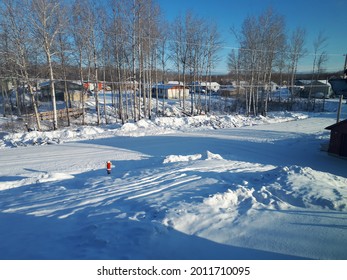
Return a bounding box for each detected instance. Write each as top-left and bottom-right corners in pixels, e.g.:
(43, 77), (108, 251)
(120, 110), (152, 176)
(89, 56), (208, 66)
(0, 97), (347, 260)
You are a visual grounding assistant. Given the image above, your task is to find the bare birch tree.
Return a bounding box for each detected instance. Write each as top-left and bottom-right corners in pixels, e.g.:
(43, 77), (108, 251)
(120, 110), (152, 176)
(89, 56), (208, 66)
(288, 27), (306, 102)
(310, 32), (328, 87)
(109, 0), (129, 123)
(28, 0), (66, 130)
(258, 8), (286, 116)
(230, 8), (286, 116)
(1, 0), (42, 130)
(57, 28), (73, 126)
(71, 0), (89, 125)
(169, 15), (184, 108)
(205, 22), (221, 112)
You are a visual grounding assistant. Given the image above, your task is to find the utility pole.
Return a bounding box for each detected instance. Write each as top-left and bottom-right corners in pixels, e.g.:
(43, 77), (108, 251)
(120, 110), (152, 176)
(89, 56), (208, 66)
(337, 95), (343, 123)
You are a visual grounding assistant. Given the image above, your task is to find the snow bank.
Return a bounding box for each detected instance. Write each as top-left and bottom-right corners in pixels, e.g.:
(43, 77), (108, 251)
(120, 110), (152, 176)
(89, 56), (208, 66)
(0, 172), (74, 191)
(163, 154), (202, 164)
(0, 111), (309, 149)
(206, 151), (224, 160)
(163, 159), (347, 259)
(163, 151), (224, 164)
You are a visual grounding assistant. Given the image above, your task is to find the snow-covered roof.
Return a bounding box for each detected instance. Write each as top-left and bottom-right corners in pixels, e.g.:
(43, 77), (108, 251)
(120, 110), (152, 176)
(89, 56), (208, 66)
(201, 81), (220, 86)
(39, 81), (50, 87)
(152, 84), (188, 89)
(39, 80), (83, 88)
(296, 80), (330, 86)
(167, 81), (183, 85)
(191, 81), (220, 86)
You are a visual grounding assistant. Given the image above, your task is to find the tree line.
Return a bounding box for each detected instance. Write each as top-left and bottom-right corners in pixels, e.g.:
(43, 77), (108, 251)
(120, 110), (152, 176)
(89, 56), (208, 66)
(227, 8), (330, 116)
(0, 0), (222, 130)
(0, 1), (329, 131)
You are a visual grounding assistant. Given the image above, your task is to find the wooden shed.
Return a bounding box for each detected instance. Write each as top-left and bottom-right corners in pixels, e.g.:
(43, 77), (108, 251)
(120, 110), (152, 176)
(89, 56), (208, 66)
(40, 81), (84, 102)
(325, 119), (347, 157)
(296, 80), (332, 98)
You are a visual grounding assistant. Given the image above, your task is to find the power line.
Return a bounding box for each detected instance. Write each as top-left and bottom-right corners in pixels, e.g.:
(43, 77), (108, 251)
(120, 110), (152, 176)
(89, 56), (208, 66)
(104, 32), (346, 58)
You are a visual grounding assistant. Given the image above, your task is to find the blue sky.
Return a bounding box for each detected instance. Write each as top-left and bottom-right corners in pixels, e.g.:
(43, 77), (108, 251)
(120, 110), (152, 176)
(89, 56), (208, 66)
(157, 0), (347, 74)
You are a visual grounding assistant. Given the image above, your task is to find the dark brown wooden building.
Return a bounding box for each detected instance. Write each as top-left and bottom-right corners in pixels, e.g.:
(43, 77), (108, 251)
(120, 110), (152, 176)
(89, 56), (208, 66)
(325, 119), (347, 157)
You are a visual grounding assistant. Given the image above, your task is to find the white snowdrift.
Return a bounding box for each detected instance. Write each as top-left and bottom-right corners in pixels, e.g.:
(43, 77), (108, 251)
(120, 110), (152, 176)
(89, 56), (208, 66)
(0, 111), (308, 148)
(163, 154), (202, 163)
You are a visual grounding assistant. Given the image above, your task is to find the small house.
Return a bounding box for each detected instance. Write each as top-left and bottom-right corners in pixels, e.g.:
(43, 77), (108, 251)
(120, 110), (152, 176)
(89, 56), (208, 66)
(295, 80), (331, 98)
(219, 85), (240, 97)
(200, 82), (220, 92)
(190, 81), (220, 92)
(40, 81), (85, 102)
(152, 84), (189, 99)
(325, 119), (347, 157)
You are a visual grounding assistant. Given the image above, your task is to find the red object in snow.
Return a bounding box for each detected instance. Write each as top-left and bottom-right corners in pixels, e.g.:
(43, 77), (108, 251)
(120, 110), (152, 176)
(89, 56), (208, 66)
(83, 82), (103, 91)
(106, 161), (112, 174)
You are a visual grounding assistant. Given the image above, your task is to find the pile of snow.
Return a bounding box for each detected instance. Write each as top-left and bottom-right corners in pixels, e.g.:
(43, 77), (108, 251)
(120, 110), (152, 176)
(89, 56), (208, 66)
(162, 159), (347, 259)
(206, 151), (224, 160)
(163, 151), (224, 164)
(163, 153), (202, 164)
(0, 111), (309, 149)
(0, 172), (75, 191)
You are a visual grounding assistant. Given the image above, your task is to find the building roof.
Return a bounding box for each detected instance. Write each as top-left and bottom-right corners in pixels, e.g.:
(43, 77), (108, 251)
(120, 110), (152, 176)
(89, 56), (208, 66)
(40, 80), (82, 88)
(296, 80), (330, 86)
(191, 81), (220, 86)
(325, 119), (347, 130)
(167, 81), (183, 85)
(153, 84), (188, 90)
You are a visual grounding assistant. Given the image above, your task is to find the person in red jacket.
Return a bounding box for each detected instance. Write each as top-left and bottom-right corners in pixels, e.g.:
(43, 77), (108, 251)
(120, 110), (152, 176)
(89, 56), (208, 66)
(106, 161), (112, 175)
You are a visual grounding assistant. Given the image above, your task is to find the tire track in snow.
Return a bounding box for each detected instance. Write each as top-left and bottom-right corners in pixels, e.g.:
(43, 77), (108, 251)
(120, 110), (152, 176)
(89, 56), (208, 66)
(126, 175), (201, 200)
(1, 165), (202, 220)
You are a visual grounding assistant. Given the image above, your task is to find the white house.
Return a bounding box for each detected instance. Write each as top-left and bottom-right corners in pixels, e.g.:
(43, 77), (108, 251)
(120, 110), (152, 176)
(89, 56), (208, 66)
(202, 81), (220, 92)
(152, 84), (190, 99)
(191, 81), (220, 92)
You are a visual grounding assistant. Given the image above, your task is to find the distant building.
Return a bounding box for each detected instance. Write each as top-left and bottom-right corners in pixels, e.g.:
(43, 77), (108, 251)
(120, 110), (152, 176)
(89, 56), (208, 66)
(167, 81), (183, 86)
(39, 81), (85, 102)
(219, 85), (241, 97)
(295, 80), (332, 98)
(152, 84), (189, 99)
(83, 82), (102, 92)
(201, 82), (220, 92)
(325, 119), (347, 157)
(190, 81), (220, 92)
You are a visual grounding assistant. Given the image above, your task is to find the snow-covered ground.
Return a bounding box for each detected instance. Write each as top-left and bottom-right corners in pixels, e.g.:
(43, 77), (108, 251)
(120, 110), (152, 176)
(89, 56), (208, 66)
(0, 97), (347, 260)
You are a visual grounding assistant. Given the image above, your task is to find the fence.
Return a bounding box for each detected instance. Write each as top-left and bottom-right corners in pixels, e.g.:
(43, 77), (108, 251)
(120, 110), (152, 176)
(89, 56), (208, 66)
(24, 108), (84, 121)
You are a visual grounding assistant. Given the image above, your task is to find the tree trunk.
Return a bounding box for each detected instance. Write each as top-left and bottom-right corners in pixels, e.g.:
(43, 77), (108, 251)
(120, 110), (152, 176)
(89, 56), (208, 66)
(1, 82), (7, 117)
(94, 66), (101, 125)
(28, 85), (42, 131)
(47, 55), (58, 130)
(79, 54), (86, 125)
(103, 67), (108, 124)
